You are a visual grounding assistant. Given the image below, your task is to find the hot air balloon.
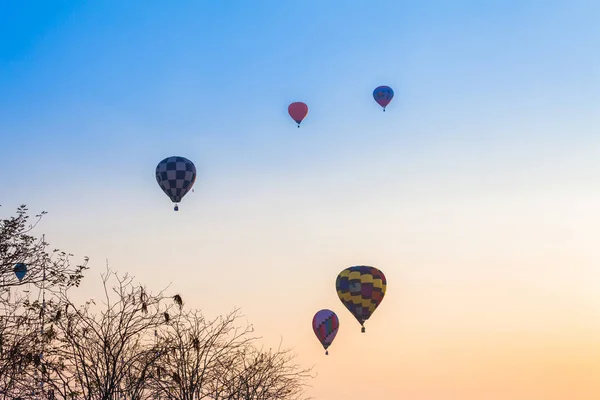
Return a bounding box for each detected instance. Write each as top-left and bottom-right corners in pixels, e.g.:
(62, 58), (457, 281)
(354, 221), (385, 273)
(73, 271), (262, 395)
(288, 102), (308, 127)
(155, 156), (197, 211)
(373, 86), (394, 111)
(14, 263), (27, 282)
(312, 309), (339, 355)
(336, 265), (386, 333)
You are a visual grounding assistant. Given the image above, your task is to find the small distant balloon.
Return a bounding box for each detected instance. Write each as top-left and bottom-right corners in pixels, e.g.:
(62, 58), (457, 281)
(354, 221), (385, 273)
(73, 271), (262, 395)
(155, 156), (197, 211)
(312, 309), (339, 355)
(14, 263), (27, 282)
(373, 86), (394, 111)
(336, 265), (387, 333)
(288, 102), (308, 127)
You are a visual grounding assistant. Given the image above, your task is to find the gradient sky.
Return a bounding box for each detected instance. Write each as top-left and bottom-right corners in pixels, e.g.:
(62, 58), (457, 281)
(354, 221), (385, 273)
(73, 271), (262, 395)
(2, 1), (600, 398)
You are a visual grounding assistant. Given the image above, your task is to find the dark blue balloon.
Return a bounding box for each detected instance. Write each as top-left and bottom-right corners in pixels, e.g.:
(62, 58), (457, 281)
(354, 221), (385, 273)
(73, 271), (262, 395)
(14, 263), (27, 282)
(373, 86), (394, 111)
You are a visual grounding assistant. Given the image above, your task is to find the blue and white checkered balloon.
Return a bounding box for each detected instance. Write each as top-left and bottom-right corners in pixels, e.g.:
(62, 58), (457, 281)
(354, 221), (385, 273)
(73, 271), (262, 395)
(155, 156), (197, 211)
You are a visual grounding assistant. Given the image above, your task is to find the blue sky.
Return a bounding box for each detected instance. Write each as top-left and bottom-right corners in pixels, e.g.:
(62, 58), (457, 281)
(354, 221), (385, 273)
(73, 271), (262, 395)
(2, 2), (600, 398)
(2, 2), (598, 190)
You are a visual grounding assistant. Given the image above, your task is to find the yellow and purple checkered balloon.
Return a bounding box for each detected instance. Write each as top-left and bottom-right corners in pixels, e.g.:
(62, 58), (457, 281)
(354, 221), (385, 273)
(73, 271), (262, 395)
(336, 265), (387, 333)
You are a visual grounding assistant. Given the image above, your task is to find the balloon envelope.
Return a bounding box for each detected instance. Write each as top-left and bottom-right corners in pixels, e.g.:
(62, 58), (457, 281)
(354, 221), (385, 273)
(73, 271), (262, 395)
(288, 102), (309, 126)
(155, 156), (197, 210)
(336, 265), (387, 332)
(14, 263), (27, 282)
(312, 309), (339, 354)
(373, 86), (394, 110)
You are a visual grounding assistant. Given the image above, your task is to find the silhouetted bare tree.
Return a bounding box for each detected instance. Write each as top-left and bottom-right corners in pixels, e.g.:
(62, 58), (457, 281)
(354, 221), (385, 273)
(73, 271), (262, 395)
(0, 294), (44, 399)
(148, 307), (254, 400)
(42, 267), (173, 400)
(209, 343), (313, 400)
(0, 205), (313, 400)
(149, 306), (313, 400)
(0, 204), (87, 294)
(0, 204), (88, 399)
